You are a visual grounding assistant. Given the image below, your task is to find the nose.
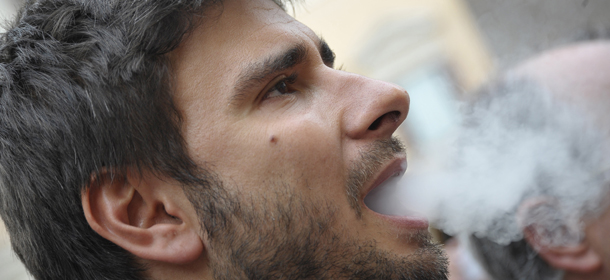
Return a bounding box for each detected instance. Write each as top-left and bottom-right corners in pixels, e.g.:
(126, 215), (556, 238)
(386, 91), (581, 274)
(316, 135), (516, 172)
(336, 72), (410, 140)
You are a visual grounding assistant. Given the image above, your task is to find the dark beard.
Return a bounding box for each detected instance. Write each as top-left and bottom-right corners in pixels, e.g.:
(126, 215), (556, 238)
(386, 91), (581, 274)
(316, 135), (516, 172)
(184, 137), (449, 280)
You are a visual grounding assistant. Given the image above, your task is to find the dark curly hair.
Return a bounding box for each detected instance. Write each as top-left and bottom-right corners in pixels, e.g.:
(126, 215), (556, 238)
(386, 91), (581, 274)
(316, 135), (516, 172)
(0, 0), (287, 279)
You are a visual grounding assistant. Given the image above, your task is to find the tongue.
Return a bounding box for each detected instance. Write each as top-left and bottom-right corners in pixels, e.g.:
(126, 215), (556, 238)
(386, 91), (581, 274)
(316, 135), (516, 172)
(364, 175), (413, 216)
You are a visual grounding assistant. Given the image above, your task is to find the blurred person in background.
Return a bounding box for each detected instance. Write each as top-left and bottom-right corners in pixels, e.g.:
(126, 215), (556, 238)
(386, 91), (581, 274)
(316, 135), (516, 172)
(0, 0), (449, 279)
(468, 40), (610, 280)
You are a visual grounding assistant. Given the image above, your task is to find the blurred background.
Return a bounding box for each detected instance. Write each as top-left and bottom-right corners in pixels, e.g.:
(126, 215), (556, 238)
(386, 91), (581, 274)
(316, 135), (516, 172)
(1, 0), (609, 279)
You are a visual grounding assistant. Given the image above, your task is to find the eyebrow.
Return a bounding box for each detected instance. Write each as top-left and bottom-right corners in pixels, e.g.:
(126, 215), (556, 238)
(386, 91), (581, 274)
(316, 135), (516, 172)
(231, 38), (336, 106)
(231, 44), (307, 105)
(319, 38), (336, 68)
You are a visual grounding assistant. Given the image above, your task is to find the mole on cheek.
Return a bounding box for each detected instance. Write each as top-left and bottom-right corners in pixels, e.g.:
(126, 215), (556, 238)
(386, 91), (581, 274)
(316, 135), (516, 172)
(270, 135), (278, 144)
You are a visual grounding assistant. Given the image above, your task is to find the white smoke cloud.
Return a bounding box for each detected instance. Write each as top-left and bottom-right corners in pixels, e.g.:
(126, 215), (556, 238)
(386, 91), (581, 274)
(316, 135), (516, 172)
(398, 78), (610, 245)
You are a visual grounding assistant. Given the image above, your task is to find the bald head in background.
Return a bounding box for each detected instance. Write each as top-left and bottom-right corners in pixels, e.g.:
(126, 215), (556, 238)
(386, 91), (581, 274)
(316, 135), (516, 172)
(512, 41), (610, 118)
(468, 40), (610, 280)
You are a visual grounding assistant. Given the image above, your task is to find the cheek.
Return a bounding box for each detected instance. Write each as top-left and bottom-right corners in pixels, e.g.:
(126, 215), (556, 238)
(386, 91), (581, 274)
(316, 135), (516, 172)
(184, 120), (237, 163)
(236, 117), (346, 195)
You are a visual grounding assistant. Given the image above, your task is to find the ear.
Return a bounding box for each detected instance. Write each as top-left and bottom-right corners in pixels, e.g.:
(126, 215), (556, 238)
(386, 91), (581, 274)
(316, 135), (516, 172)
(519, 198), (602, 273)
(81, 169), (204, 264)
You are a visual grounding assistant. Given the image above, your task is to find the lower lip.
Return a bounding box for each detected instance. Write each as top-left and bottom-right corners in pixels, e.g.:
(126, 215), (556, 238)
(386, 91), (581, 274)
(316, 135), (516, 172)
(373, 212), (430, 229)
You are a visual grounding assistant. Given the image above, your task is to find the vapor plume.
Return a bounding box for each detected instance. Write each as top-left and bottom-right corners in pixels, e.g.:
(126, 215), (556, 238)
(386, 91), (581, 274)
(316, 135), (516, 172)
(399, 77), (610, 245)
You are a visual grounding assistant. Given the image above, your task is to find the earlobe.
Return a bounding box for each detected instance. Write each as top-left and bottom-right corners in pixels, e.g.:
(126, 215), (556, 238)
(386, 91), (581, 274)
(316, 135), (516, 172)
(524, 225), (601, 273)
(519, 198), (602, 273)
(81, 170), (204, 264)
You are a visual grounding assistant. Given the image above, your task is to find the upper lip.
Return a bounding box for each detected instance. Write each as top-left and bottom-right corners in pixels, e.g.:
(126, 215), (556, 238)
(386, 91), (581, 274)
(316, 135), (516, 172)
(361, 156), (407, 202)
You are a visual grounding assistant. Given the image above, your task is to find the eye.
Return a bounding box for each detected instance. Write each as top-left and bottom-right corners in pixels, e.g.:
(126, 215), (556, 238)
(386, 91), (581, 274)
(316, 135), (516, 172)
(265, 73), (298, 100)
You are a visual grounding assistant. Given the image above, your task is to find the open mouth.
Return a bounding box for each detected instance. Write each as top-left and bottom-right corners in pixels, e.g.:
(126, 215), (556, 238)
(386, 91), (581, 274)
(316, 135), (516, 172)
(363, 160), (429, 229)
(363, 159), (422, 218)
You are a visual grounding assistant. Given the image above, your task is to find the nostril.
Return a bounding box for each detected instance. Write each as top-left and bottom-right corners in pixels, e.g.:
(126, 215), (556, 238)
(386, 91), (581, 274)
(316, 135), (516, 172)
(368, 117), (382, 131)
(368, 111), (400, 131)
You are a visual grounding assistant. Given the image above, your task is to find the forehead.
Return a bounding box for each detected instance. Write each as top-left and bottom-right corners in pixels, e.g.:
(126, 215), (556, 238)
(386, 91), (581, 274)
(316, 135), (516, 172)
(169, 0), (317, 108)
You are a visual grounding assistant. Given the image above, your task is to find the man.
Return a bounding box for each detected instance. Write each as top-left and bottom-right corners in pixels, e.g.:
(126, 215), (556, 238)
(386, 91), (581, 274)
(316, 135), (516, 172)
(0, 0), (448, 279)
(467, 41), (610, 280)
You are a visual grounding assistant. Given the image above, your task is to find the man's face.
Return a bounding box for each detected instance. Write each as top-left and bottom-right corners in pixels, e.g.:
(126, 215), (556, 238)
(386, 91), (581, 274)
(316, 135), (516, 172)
(170, 0), (447, 278)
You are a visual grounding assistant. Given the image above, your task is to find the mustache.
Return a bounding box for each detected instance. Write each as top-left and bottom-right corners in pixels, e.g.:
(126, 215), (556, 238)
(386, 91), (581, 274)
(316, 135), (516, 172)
(346, 137), (406, 218)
